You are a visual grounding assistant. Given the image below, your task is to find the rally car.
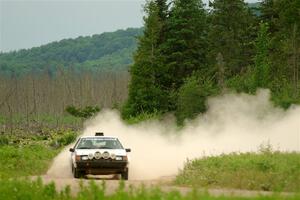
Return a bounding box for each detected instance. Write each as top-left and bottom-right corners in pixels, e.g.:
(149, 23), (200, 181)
(69, 132), (131, 179)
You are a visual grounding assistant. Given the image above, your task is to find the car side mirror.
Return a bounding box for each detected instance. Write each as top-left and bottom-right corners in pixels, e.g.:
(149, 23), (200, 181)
(69, 148), (75, 152)
(125, 148), (131, 153)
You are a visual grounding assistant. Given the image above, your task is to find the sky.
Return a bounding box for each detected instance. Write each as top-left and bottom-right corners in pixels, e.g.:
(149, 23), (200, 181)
(0, 0), (259, 52)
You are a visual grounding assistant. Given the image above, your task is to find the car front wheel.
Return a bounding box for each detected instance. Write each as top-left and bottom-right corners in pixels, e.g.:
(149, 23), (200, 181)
(121, 168), (129, 180)
(72, 165), (82, 178)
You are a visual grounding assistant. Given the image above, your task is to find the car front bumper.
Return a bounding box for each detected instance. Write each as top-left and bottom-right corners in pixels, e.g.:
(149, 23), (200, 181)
(75, 159), (128, 175)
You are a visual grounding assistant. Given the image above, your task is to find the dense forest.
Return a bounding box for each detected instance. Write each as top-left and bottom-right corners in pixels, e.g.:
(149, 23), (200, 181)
(0, 28), (142, 74)
(123, 0), (300, 124)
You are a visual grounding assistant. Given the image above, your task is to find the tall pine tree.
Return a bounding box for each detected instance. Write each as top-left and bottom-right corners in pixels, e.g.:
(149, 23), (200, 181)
(122, 0), (167, 118)
(265, 0), (299, 87)
(260, 0), (300, 106)
(253, 22), (270, 89)
(159, 0), (208, 110)
(207, 0), (256, 81)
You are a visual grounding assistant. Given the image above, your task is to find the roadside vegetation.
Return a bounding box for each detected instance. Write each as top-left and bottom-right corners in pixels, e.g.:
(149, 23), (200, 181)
(0, 144), (59, 178)
(0, 130), (77, 178)
(176, 145), (300, 192)
(0, 179), (299, 200)
(124, 111), (162, 124)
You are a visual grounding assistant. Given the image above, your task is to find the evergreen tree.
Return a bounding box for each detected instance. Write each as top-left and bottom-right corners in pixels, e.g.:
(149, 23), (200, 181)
(155, 0), (168, 21)
(253, 22), (270, 89)
(207, 0), (256, 80)
(159, 0), (208, 110)
(260, 0), (300, 103)
(122, 1), (167, 118)
(155, 0), (169, 44)
(227, 22), (271, 94)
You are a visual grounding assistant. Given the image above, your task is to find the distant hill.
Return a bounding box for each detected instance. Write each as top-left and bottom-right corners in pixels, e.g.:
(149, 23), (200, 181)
(0, 2), (260, 76)
(0, 28), (143, 75)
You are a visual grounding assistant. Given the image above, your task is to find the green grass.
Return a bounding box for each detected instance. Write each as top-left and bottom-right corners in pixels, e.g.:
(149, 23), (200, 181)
(0, 130), (77, 178)
(0, 178), (298, 200)
(0, 144), (60, 178)
(175, 149), (300, 192)
(0, 114), (81, 128)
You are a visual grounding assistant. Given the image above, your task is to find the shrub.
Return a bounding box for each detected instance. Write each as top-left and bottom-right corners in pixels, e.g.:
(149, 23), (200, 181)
(65, 105), (100, 119)
(176, 76), (218, 125)
(124, 110), (162, 124)
(57, 131), (77, 146)
(50, 130), (77, 147)
(0, 135), (9, 146)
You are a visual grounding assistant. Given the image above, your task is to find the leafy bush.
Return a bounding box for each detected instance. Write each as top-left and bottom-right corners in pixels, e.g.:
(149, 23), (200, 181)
(176, 150), (300, 192)
(0, 135), (9, 146)
(57, 131), (77, 146)
(50, 130), (77, 148)
(65, 105), (100, 119)
(176, 76), (218, 125)
(124, 111), (162, 124)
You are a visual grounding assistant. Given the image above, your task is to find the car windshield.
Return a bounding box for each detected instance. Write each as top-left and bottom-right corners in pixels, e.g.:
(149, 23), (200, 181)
(76, 137), (123, 149)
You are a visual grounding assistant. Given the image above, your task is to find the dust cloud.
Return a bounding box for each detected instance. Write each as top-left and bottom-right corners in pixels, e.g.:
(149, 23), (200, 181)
(47, 89), (300, 180)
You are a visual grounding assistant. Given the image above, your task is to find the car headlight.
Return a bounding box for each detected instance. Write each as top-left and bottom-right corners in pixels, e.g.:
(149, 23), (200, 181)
(115, 156), (122, 161)
(81, 156), (88, 161)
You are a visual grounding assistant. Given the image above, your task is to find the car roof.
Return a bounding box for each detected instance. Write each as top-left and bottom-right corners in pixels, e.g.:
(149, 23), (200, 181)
(80, 136), (118, 139)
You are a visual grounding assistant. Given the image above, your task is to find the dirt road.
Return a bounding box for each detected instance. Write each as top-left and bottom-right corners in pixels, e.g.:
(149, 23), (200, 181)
(43, 143), (293, 197)
(44, 149), (286, 197)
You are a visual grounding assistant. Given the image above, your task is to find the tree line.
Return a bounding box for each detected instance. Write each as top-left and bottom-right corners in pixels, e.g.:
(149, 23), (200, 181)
(123, 0), (300, 124)
(0, 28), (142, 75)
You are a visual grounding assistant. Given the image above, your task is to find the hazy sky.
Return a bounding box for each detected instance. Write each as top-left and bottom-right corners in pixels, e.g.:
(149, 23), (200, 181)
(0, 0), (259, 52)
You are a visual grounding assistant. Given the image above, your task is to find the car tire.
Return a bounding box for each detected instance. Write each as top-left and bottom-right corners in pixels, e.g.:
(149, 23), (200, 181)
(121, 168), (129, 180)
(73, 167), (81, 178)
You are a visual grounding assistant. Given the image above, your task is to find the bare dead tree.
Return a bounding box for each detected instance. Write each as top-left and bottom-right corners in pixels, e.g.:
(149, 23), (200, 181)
(0, 70), (129, 130)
